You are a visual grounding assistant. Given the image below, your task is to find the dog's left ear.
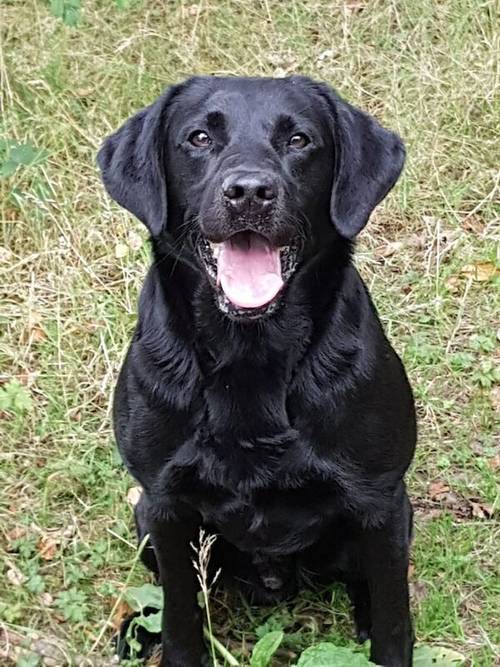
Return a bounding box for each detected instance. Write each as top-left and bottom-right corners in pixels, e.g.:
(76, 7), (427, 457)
(316, 84), (405, 239)
(97, 84), (182, 237)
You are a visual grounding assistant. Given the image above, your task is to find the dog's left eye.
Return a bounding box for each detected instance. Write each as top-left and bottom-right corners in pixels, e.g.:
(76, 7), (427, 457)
(288, 133), (310, 149)
(188, 130), (212, 148)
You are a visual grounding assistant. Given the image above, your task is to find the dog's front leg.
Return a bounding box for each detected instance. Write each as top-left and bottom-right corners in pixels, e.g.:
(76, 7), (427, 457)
(360, 495), (414, 666)
(150, 516), (205, 667)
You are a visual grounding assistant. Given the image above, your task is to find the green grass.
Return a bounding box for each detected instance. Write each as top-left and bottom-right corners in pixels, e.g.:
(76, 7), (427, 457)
(0, 0), (498, 664)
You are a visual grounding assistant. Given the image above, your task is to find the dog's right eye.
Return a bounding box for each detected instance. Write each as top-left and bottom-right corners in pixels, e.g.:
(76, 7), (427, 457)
(188, 130), (212, 148)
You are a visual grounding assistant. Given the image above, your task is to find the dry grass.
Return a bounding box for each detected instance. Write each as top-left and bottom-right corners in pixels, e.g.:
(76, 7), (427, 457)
(0, 1), (498, 665)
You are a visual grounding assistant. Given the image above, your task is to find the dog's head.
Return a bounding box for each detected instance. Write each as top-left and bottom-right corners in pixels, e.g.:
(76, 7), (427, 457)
(98, 76), (404, 319)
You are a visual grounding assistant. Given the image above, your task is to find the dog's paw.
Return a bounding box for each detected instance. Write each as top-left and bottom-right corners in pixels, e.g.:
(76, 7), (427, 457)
(158, 651), (209, 667)
(115, 607), (161, 661)
(355, 626), (371, 644)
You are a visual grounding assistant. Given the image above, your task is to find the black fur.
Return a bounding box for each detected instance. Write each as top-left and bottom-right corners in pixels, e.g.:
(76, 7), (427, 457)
(98, 75), (416, 667)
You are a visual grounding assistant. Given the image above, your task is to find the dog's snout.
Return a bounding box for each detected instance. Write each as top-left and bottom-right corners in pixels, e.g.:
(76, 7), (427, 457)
(223, 172), (278, 211)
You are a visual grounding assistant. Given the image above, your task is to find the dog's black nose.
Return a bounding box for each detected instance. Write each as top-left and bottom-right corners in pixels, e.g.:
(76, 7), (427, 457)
(223, 172), (277, 211)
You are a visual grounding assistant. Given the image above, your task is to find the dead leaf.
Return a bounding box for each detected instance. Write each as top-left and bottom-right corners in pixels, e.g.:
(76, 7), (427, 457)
(40, 592), (54, 607)
(31, 325), (46, 342)
(460, 261), (499, 282)
(488, 454), (500, 471)
(345, 0), (366, 13)
(470, 501), (494, 519)
(428, 481), (450, 500)
(490, 385), (500, 413)
(409, 580), (428, 603)
(445, 276), (461, 293)
(17, 372), (38, 387)
(7, 566), (26, 587)
(460, 597), (482, 614)
(127, 486), (142, 507)
(6, 526), (27, 545)
(21, 310), (47, 344)
(436, 229), (460, 246)
(37, 535), (58, 561)
(112, 599), (133, 631)
(273, 66), (289, 78)
(316, 49), (334, 62)
(440, 491), (465, 510)
(128, 230), (143, 251)
(462, 215), (485, 235)
(376, 234), (425, 258)
(0, 246), (13, 262)
(378, 240), (403, 258)
(470, 439), (484, 455)
(407, 562), (415, 579)
(417, 507), (444, 522)
(75, 87), (93, 98)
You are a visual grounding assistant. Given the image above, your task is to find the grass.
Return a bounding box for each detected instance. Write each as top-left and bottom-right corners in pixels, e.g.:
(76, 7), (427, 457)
(0, 0), (498, 664)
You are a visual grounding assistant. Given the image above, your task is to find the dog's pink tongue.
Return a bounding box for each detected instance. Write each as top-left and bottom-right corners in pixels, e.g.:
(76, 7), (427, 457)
(217, 233), (283, 308)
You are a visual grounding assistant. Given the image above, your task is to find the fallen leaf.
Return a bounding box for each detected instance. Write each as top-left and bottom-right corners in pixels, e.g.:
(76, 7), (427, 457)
(127, 486), (142, 507)
(40, 592), (54, 606)
(378, 240), (403, 258)
(316, 49), (334, 62)
(37, 535), (58, 561)
(490, 385), (500, 413)
(7, 566), (26, 587)
(469, 439), (484, 455)
(470, 501), (493, 519)
(21, 310), (46, 344)
(17, 371), (38, 387)
(428, 481), (450, 500)
(409, 580), (428, 604)
(31, 325), (46, 342)
(460, 597), (482, 615)
(417, 507), (444, 522)
(68, 408), (82, 422)
(488, 454), (500, 471)
(436, 229), (460, 245)
(111, 599), (133, 631)
(445, 276), (461, 293)
(6, 526), (27, 544)
(462, 215), (485, 235)
(75, 87), (93, 98)
(273, 67), (289, 78)
(440, 491), (465, 510)
(460, 261), (499, 282)
(376, 234), (425, 258)
(345, 0), (366, 13)
(128, 230), (143, 251)
(0, 245), (13, 262)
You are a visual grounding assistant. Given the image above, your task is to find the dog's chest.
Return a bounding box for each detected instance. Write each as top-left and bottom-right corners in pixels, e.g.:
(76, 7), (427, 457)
(165, 432), (343, 555)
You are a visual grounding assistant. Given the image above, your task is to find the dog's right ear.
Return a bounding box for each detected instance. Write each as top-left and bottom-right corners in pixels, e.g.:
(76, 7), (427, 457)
(97, 85), (181, 237)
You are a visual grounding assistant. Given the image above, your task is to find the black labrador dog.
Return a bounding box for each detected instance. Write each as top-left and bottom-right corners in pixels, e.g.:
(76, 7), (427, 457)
(98, 75), (416, 667)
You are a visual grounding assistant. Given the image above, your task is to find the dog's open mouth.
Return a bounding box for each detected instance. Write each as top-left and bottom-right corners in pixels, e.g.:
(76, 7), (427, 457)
(198, 231), (300, 317)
